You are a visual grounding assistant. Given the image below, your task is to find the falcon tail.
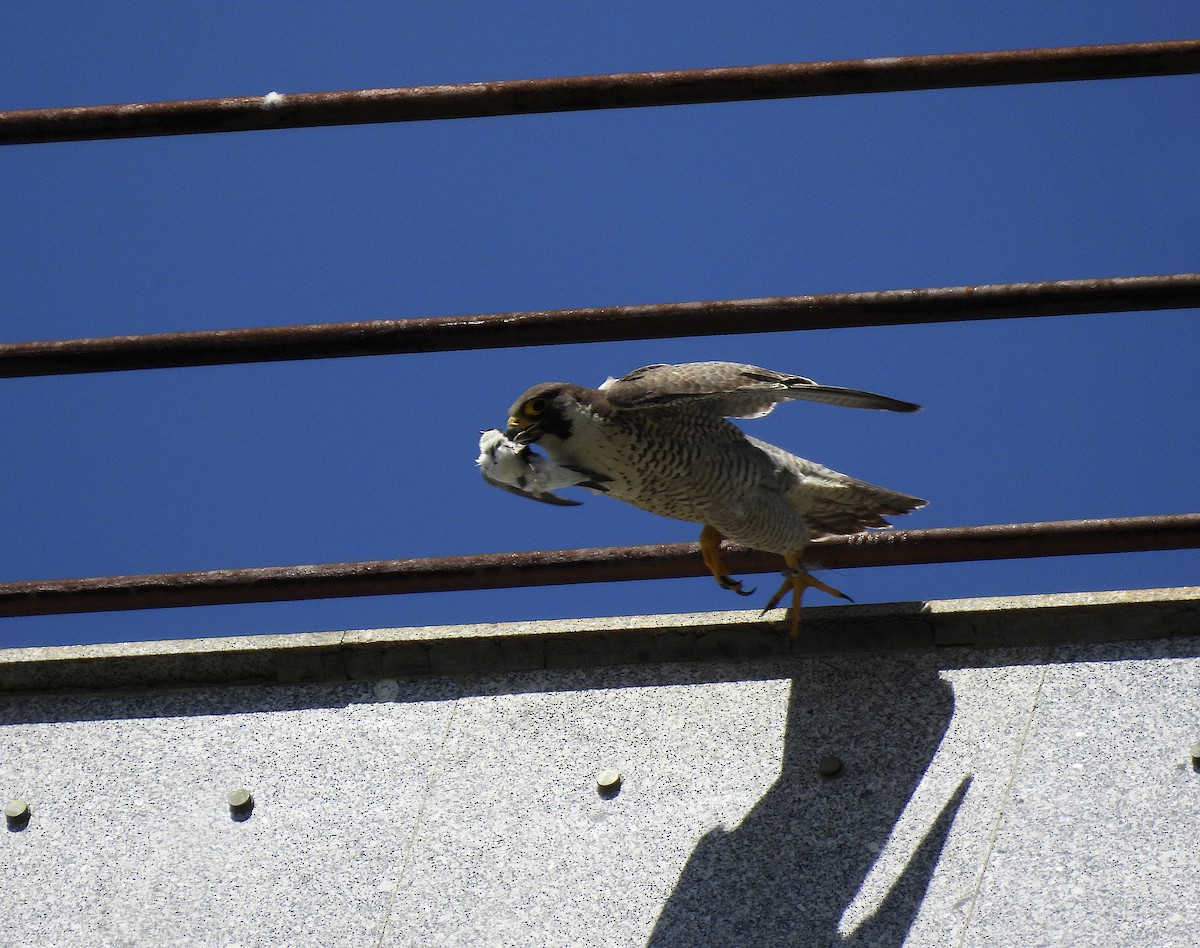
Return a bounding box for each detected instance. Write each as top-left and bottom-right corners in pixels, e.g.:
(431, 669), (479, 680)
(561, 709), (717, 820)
(803, 477), (927, 537)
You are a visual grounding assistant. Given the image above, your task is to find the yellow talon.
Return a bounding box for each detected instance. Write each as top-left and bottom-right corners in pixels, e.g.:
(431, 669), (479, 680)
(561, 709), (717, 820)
(699, 525), (755, 597)
(761, 552), (852, 637)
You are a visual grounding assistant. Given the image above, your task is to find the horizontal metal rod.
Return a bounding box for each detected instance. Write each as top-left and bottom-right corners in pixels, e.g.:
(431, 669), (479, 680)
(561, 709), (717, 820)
(3, 40), (1199, 146)
(3, 273), (1197, 378)
(1, 514), (1196, 618)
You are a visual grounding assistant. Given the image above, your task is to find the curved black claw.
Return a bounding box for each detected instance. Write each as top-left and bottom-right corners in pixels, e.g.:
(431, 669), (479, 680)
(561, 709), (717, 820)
(717, 575), (756, 597)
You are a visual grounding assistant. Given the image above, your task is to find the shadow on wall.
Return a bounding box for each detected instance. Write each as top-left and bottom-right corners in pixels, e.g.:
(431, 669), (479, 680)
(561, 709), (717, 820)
(649, 659), (962, 947)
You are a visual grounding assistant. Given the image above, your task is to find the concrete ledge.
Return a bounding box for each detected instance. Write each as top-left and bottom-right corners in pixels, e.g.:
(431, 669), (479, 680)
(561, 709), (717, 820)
(1, 587), (1197, 695)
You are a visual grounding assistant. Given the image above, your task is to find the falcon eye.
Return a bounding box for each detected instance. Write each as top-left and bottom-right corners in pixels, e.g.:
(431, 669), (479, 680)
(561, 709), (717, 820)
(524, 397), (548, 416)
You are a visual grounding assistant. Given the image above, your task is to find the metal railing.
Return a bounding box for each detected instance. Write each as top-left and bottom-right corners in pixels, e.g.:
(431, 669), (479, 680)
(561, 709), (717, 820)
(0, 515), (1196, 617)
(3, 40), (1198, 145)
(1, 274), (1197, 377)
(3, 40), (1197, 617)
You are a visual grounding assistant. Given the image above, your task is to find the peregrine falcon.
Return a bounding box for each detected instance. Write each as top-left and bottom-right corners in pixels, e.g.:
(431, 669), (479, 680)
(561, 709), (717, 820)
(489, 361), (925, 634)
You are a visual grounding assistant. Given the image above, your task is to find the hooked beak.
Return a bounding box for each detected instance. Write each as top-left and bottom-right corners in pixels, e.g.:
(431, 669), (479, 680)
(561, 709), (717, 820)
(506, 416), (540, 443)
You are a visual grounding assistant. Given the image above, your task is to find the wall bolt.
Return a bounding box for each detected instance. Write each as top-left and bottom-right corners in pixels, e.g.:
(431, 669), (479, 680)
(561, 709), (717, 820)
(818, 755), (843, 778)
(596, 769), (622, 796)
(228, 788), (254, 820)
(5, 799), (30, 831)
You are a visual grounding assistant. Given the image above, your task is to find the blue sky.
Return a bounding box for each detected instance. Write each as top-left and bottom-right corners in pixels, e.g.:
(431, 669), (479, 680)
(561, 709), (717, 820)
(2, 3), (1197, 647)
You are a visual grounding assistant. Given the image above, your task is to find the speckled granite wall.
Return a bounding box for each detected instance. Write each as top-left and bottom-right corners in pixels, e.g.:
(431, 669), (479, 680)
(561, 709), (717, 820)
(1, 590), (1199, 946)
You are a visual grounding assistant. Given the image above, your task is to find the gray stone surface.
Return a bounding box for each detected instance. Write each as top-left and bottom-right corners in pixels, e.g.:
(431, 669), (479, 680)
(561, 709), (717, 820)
(0, 678), (461, 947)
(382, 666), (792, 946)
(836, 662), (1045, 945)
(2, 592), (1200, 945)
(964, 648), (1200, 947)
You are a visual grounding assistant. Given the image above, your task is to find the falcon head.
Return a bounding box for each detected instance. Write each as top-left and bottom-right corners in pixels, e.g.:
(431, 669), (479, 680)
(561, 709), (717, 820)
(505, 383), (597, 444)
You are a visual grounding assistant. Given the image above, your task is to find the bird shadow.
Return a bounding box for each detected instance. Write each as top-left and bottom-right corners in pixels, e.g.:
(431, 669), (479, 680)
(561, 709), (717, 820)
(648, 658), (960, 947)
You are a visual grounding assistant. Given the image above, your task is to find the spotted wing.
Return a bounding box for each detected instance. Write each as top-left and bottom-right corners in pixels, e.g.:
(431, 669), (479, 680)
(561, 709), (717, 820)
(600, 362), (920, 418)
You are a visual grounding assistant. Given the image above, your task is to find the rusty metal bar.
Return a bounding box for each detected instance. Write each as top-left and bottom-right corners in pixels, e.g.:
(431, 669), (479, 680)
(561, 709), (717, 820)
(3, 40), (1199, 146)
(3, 273), (1197, 378)
(1, 514), (1196, 618)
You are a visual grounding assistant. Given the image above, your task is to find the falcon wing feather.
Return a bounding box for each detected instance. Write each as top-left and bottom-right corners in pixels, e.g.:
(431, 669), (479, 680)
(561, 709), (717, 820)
(601, 362), (920, 418)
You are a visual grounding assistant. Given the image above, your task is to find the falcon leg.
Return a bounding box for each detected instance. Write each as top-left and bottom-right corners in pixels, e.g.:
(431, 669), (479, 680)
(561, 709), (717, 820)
(761, 552), (853, 637)
(699, 525), (755, 597)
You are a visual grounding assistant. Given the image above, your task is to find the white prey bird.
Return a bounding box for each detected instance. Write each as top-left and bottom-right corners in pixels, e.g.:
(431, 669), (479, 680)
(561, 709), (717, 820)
(476, 429), (609, 506)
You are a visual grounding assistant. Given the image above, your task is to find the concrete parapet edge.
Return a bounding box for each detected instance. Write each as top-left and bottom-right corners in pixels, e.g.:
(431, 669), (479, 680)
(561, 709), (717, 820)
(1, 586), (1197, 695)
